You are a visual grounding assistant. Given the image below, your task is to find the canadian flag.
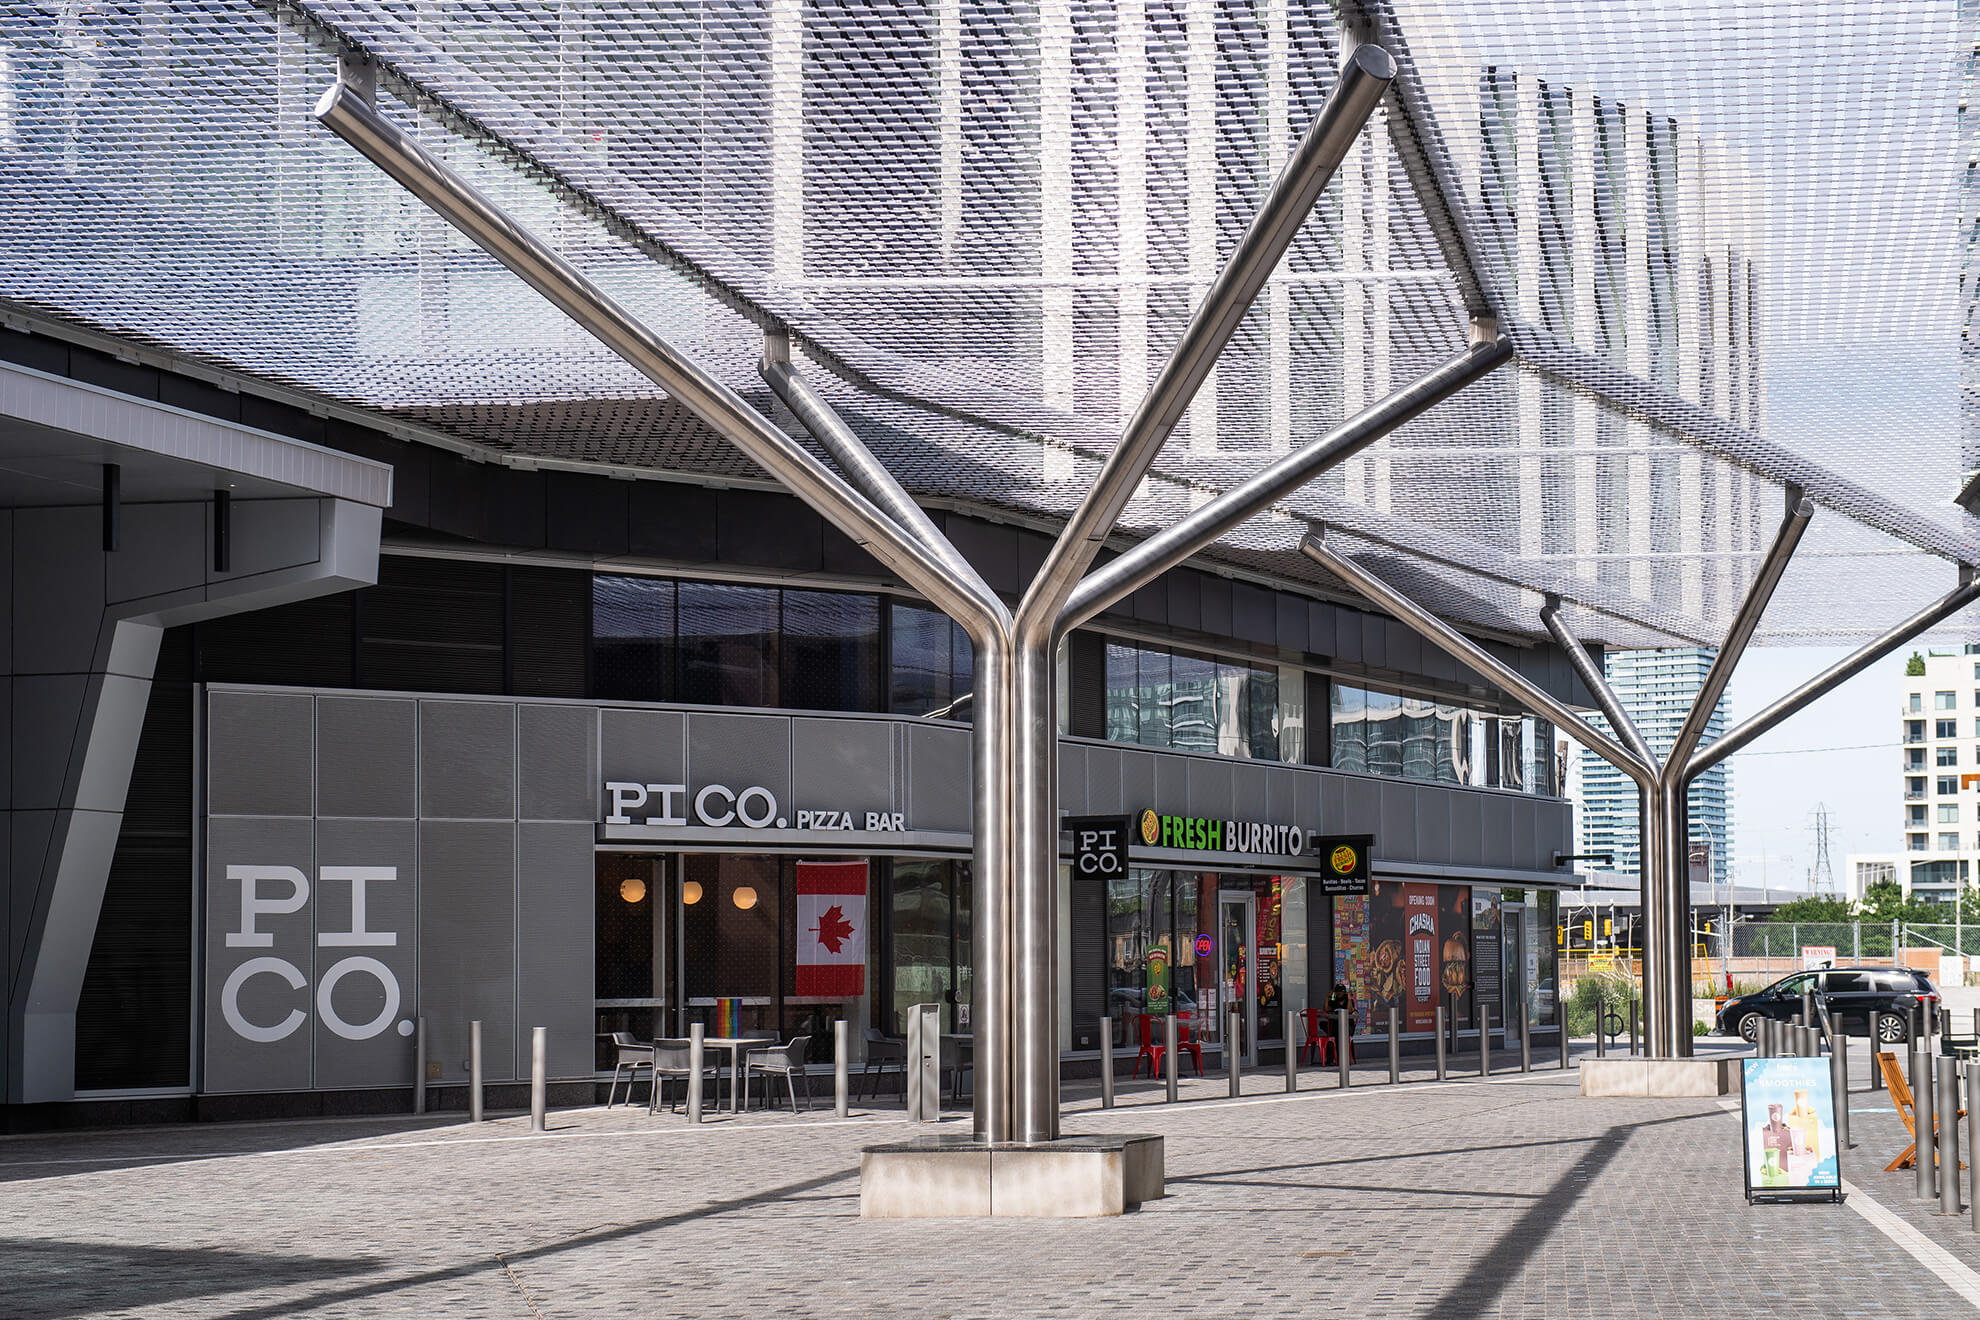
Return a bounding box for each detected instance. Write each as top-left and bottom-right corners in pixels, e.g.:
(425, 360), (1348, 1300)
(795, 860), (867, 997)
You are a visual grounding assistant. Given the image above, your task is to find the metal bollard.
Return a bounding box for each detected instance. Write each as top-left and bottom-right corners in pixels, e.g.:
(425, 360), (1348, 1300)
(1435, 1006), (1448, 1081)
(1917, 1038), (1938, 1200)
(1942, 1056), (1962, 1215)
(1387, 1007), (1400, 1085)
(414, 1016), (427, 1115)
(1480, 1000), (1492, 1078)
(687, 1023), (704, 1124)
(1558, 1018), (1569, 1070)
(1973, 1007), (1979, 1040)
(529, 1026), (547, 1133)
(1968, 1063), (1980, 1232)
(1872, 1026), (1886, 1090)
(1228, 1011), (1242, 1098)
(1285, 1011), (1298, 1094)
(1100, 1016), (1115, 1109)
(1595, 1007), (1606, 1059)
(1803, 989), (1816, 1037)
(1337, 1008), (1351, 1089)
(834, 1019), (850, 1118)
(1520, 1012), (1532, 1073)
(469, 1019), (484, 1123)
(1165, 1013), (1179, 1103)
(1628, 1001), (1638, 1057)
(1830, 1030), (1850, 1150)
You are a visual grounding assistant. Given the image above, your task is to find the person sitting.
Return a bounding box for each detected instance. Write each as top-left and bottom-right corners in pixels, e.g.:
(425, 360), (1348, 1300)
(1325, 982), (1353, 1031)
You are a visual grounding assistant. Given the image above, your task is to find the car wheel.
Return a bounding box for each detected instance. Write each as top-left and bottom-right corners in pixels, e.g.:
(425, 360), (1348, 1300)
(1876, 1012), (1909, 1045)
(1737, 1014), (1761, 1043)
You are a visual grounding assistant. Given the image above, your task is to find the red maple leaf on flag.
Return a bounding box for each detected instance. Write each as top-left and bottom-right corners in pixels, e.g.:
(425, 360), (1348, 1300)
(814, 904), (854, 955)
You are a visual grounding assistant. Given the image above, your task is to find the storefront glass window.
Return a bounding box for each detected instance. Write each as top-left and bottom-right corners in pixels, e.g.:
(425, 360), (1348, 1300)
(681, 854), (781, 1031)
(890, 603), (972, 719)
(1332, 881), (1471, 1036)
(594, 855), (666, 1064)
(1535, 890), (1559, 1025)
(1101, 637), (1283, 761)
(781, 589), (880, 712)
(890, 861), (954, 1035)
(678, 583), (780, 707)
(592, 577), (676, 702)
(1103, 870), (1207, 1048)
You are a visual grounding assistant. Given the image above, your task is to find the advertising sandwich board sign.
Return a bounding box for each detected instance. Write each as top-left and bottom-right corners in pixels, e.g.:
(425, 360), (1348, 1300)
(1739, 1057), (1841, 1204)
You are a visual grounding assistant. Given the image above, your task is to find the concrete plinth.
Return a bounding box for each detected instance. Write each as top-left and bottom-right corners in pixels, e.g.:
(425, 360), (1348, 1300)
(859, 1133), (1164, 1218)
(1578, 1056), (1742, 1097)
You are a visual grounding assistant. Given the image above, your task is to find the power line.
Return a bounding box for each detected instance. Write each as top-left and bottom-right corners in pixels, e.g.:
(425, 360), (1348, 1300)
(1726, 741), (1896, 757)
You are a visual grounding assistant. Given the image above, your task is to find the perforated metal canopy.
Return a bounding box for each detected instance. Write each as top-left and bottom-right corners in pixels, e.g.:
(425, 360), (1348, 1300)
(1, 0), (1976, 648)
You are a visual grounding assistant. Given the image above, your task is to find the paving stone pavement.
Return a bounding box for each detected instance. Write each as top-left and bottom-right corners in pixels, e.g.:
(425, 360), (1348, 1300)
(1, 1050), (1975, 1319)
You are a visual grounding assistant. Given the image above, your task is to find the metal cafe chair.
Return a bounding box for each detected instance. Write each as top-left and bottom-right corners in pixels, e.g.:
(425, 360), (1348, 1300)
(746, 1036), (813, 1113)
(648, 1039), (720, 1115)
(860, 1032), (908, 1101)
(1133, 1014), (1166, 1078)
(606, 1032), (655, 1107)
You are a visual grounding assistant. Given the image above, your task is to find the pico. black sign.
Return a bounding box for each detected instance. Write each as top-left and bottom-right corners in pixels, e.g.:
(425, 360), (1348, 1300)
(1066, 815), (1133, 878)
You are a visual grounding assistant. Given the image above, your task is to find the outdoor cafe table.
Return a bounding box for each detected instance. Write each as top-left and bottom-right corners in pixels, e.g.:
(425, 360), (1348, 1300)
(698, 1037), (777, 1115)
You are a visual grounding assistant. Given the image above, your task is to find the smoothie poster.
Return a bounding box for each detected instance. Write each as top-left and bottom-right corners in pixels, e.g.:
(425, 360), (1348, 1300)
(1739, 1058), (1839, 1196)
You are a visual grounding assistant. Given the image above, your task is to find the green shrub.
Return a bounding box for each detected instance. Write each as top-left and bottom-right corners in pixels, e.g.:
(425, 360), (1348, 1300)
(1693, 1021), (1709, 1036)
(1565, 969), (1640, 1038)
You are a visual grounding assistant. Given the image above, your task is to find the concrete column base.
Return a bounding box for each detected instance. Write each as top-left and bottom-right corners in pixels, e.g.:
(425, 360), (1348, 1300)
(1578, 1056), (1741, 1097)
(860, 1133), (1164, 1218)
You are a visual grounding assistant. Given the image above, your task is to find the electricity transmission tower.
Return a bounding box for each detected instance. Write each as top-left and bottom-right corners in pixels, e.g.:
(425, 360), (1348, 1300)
(1809, 804), (1837, 892)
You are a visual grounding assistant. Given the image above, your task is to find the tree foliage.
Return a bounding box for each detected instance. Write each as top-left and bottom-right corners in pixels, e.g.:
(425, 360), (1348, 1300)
(1907, 651), (1928, 676)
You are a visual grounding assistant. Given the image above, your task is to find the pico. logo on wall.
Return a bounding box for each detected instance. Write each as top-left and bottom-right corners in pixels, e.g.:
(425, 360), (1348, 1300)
(220, 866), (410, 1044)
(603, 781), (906, 833)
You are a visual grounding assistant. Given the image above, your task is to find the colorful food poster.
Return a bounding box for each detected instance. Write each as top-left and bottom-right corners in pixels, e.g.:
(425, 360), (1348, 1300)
(1332, 894), (1371, 1034)
(1146, 946), (1171, 1013)
(1739, 1058), (1840, 1201)
(1441, 886), (1472, 1025)
(1402, 883), (1440, 1033)
(1361, 883), (1411, 1032)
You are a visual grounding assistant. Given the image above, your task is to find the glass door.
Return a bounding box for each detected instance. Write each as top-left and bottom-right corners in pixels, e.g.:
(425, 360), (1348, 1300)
(1218, 891), (1258, 1067)
(1503, 903), (1525, 1043)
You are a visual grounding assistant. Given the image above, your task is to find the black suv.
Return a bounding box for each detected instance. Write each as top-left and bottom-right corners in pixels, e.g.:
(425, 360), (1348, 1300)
(1715, 967), (1938, 1045)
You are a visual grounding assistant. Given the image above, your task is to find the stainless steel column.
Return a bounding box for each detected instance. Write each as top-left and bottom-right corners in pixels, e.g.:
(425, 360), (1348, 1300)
(1337, 1009), (1351, 1089)
(834, 1019), (850, 1118)
(469, 1019), (484, 1123)
(1387, 1007), (1400, 1084)
(529, 1027), (547, 1133)
(1285, 1011), (1298, 1093)
(1942, 1056), (1962, 1215)
(1228, 1010), (1242, 1098)
(1165, 1014), (1179, 1103)
(1480, 1000), (1492, 1076)
(1917, 1038), (1938, 1199)
(1968, 1063), (1980, 1232)
(413, 1017), (427, 1116)
(1100, 1016), (1115, 1109)
(1435, 1006), (1447, 1081)
(688, 1023), (704, 1124)
(1830, 1030), (1850, 1150)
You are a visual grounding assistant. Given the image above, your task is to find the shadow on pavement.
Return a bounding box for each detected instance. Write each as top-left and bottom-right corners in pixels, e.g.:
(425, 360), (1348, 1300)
(0, 1237), (380, 1320)
(0, 1115), (474, 1185)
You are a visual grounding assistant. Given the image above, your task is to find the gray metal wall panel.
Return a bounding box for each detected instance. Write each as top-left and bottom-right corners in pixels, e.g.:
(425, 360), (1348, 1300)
(208, 690), (314, 817)
(313, 818), (418, 1090)
(517, 822), (595, 1078)
(686, 713), (790, 809)
(1342, 777), (1381, 841)
(1318, 775), (1345, 838)
(1232, 762), (1271, 819)
(1511, 800), (1534, 869)
(1153, 754), (1187, 815)
(1080, 745), (1124, 816)
(318, 696), (416, 819)
(1186, 759), (1235, 821)
(1535, 800), (1572, 871)
(1057, 741), (1086, 815)
(1479, 798), (1514, 865)
(419, 821), (517, 1082)
(520, 704), (598, 822)
(202, 817), (315, 1094)
(1265, 768), (1300, 836)
(1118, 750), (1157, 815)
(1308, 601), (1337, 659)
(599, 706), (686, 789)
(905, 723), (969, 834)
(1448, 790), (1485, 868)
(792, 717), (896, 819)
(1413, 782), (1451, 865)
(1379, 782), (1413, 858)
(419, 701), (516, 819)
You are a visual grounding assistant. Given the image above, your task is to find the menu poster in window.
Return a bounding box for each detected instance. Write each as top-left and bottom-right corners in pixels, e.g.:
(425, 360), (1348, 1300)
(1441, 886), (1472, 1022)
(1361, 883), (1412, 1029)
(1332, 894), (1372, 1034)
(1401, 884), (1441, 1033)
(1472, 889), (1502, 1009)
(1146, 946), (1172, 1013)
(1739, 1057), (1841, 1203)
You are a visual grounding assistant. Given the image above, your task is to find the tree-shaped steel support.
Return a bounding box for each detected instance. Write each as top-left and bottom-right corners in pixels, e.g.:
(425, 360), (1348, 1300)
(315, 41), (1530, 1141)
(1306, 507), (1980, 1057)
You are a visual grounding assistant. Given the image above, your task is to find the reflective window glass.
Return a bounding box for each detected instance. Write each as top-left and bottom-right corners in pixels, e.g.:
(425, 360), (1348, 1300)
(592, 576), (676, 701)
(781, 589), (879, 712)
(1330, 683), (1368, 773)
(678, 583), (779, 707)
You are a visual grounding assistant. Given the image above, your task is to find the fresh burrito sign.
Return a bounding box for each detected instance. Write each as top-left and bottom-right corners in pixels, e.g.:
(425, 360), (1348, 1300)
(1135, 808), (1306, 857)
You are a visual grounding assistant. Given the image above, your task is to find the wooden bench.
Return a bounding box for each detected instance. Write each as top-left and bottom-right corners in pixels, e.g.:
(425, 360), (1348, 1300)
(1876, 1050), (1967, 1172)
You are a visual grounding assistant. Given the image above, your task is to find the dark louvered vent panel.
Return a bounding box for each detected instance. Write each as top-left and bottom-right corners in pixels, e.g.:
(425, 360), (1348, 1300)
(509, 565), (590, 698)
(359, 557), (504, 693)
(1069, 878), (1107, 1050)
(1067, 631), (1106, 740)
(196, 593), (355, 688)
